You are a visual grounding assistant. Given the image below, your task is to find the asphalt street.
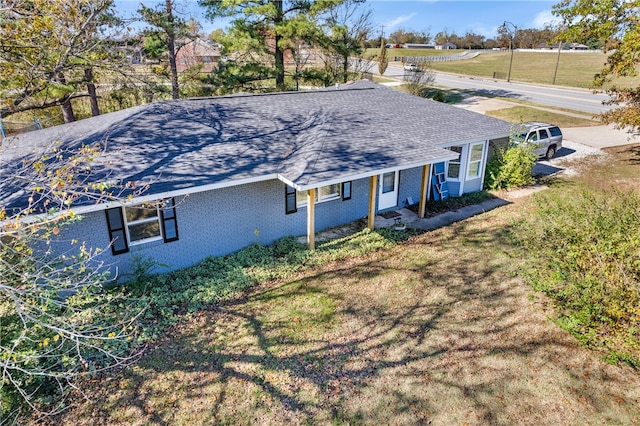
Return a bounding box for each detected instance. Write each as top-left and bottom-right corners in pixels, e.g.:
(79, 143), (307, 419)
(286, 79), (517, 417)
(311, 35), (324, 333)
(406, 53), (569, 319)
(377, 62), (613, 115)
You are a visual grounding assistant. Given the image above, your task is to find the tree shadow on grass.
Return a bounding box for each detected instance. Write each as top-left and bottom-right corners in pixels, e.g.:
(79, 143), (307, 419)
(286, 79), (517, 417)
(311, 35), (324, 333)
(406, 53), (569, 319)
(59, 218), (640, 425)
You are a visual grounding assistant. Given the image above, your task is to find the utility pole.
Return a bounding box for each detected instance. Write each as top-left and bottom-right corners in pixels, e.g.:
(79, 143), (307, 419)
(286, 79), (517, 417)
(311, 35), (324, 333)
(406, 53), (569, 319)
(552, 41), (562, 85)
(500, 21), (517, 83)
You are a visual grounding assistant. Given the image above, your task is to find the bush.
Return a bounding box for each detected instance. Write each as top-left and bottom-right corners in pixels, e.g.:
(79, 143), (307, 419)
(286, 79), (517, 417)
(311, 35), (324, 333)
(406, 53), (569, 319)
(485, 142), (537, 189)
(513, 188), (640, 366)
(125, 230), (404, 341)
(431, 90), (446, 102)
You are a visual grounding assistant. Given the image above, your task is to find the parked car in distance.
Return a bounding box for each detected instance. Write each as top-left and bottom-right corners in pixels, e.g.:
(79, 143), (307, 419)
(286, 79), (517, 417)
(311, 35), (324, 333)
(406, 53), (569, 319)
(404, 63), (419, 72)
(514, 122), (563, 160)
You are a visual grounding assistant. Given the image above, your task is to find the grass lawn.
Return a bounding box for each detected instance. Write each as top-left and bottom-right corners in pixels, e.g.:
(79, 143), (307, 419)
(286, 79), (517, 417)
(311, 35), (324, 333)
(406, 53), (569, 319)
(485, 106), (600, 128)
(52, 147), (640, 425)
(368, 49), (639, 90)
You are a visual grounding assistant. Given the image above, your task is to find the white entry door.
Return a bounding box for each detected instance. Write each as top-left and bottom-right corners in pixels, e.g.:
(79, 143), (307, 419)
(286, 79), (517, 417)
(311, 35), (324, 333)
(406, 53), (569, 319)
(378, 171), (399, 210)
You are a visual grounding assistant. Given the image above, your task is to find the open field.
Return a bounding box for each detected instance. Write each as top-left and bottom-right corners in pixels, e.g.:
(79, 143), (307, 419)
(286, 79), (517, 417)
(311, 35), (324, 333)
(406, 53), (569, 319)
(369, 49), (640, 89)
(50, 146), (640, 425)
(428, 51), (609, 88)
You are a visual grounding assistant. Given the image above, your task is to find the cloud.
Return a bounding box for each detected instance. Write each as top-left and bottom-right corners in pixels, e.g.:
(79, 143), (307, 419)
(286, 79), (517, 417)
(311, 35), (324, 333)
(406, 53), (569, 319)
(384, 13), (417, 29)
(532, 10), (560, 28)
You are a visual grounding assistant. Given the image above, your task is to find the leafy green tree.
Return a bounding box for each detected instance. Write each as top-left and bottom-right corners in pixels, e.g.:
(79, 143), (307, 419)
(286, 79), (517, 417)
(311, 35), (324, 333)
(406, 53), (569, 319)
(0, 142), (141, 421)
(199, 0), (348, 91)
(0, 0), (125, 122)
(388, 28), (430, 45)
(553, 0), (640, 132)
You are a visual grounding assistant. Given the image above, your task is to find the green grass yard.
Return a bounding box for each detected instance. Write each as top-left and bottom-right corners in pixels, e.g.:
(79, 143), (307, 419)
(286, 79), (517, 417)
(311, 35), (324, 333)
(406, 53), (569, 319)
(369, 49), (639, 89)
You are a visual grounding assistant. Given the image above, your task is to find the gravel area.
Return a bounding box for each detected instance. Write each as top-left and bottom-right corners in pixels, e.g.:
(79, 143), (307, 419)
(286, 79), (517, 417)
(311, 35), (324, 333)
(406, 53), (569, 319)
(534, 139), (608, 177)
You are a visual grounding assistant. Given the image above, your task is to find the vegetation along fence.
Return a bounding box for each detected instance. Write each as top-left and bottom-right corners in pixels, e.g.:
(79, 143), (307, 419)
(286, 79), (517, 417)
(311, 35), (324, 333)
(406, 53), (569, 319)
(395, 51), (481, 63)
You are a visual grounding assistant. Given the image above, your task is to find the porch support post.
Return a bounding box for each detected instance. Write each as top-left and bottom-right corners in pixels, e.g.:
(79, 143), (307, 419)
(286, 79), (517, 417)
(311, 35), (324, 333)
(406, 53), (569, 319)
(307, 188), (316, 250)
(367, 175), (377, 230)
(418, 164), (430, 218)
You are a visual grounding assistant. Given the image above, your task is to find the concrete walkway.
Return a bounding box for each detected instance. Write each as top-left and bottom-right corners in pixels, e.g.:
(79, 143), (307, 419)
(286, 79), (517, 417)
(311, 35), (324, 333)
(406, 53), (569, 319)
(374, 197), (511, 231)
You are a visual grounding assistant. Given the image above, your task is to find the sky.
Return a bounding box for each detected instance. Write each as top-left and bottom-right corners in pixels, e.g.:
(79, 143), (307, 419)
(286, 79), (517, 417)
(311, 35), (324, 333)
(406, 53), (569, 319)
(115, 0), (561, 40)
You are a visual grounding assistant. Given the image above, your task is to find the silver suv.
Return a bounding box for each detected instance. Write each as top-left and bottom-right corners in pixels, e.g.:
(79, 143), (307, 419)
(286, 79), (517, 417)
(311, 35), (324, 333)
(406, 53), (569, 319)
(515, 122), (563, 160)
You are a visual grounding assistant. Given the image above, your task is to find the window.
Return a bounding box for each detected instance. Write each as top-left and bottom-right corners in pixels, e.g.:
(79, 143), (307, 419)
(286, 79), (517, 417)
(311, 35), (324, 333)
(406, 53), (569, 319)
(381, 172), (395, 194)
(126, 204), (162, 244)
(286, 182), (349, 211)
(467, 143), (485, 179)
(342, 181), (352, 200)
(318, 183), (341, 202)
(538, 128), (549, 139)
(549, 126), (562, 137)
(285, 185), (297, 214)
(447, 146), (463, 179)
(105, 198), (178, 255)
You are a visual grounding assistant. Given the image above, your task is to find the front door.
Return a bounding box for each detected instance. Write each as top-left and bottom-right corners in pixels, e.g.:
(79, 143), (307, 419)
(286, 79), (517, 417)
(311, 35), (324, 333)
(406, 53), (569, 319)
(378, 171), (399, 210)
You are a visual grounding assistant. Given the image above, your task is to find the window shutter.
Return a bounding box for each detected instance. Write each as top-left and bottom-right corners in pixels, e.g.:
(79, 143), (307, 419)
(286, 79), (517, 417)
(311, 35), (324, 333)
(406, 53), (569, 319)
(105, 207), (129, 255)
(342, 181), (352, 201)
(160, 198), (179, 243)
(285, 185), (297, 214)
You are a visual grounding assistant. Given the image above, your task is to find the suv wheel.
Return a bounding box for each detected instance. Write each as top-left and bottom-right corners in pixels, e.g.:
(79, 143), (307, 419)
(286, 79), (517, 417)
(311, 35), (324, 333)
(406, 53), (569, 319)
(545, 145), (556, 160)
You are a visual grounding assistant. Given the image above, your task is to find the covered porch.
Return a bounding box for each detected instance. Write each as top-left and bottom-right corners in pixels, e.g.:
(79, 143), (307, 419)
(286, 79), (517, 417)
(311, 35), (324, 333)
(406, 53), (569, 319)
(300, 163), (442, 250)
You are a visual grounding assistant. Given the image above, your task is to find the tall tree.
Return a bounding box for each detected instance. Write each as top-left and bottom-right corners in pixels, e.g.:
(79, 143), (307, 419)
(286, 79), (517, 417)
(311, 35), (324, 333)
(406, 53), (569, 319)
(0, 0), (124, 122)
(199, 0), (347, 91)
(139, 0), (187, 100)
(553, 0), (640, 132)
(378, 38), (389, 75)
(320, 0), (373, 83)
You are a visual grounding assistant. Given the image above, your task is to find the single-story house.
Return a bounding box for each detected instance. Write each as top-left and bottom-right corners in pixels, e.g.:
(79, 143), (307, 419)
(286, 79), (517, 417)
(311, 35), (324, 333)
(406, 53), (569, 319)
(175, 38), (221, 73)
(403, 44), (436, 49)
(436, 43), (457, 50)
(1, 81), (511, 276)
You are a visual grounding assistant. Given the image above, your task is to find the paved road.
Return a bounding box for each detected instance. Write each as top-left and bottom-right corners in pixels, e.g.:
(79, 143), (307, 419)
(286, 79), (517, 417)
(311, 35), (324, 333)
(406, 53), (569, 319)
(380, 62), (612, 115)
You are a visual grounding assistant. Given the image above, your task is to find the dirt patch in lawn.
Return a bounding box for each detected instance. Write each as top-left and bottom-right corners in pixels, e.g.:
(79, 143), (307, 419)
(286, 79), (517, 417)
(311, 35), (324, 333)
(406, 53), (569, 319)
(56, 201), (640, 425)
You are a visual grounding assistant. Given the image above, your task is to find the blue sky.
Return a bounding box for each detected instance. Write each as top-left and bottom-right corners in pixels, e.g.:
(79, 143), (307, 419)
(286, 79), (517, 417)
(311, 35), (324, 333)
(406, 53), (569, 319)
(116, 0), (560, 39)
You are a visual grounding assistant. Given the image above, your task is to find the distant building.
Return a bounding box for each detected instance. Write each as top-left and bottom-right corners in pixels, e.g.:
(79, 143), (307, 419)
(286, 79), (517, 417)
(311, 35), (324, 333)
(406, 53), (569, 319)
(436, 42), (457, 50)
(175, 38), (221, 73)
(403, 43), (436, 49)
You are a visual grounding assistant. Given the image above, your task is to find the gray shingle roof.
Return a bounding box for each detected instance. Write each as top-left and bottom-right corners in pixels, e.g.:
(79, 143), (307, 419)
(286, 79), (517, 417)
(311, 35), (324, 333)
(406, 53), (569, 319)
(1, 80), (511, 213)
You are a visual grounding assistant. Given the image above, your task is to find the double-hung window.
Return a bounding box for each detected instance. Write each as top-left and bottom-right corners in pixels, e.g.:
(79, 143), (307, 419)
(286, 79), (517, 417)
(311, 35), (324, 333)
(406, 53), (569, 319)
(285, 182), (352, 214)
(447, 146), (463, 180)
(467, 143), (485, 179)
(105, 198), (179, 255)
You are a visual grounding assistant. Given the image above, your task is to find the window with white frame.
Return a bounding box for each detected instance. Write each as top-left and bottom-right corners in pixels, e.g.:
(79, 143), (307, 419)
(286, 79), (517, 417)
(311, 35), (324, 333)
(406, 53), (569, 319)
(297, 183), (341, 207)
(447, 146), (463, 179)
(106, 198), (179, 255)
(467, 143), (485, 179)
(126, 204), (163, 244)
(285, 182), (351, 213)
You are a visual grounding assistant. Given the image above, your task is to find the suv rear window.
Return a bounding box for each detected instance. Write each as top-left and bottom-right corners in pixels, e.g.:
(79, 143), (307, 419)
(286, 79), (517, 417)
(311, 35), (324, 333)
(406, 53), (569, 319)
(549, 126), (562, 137)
